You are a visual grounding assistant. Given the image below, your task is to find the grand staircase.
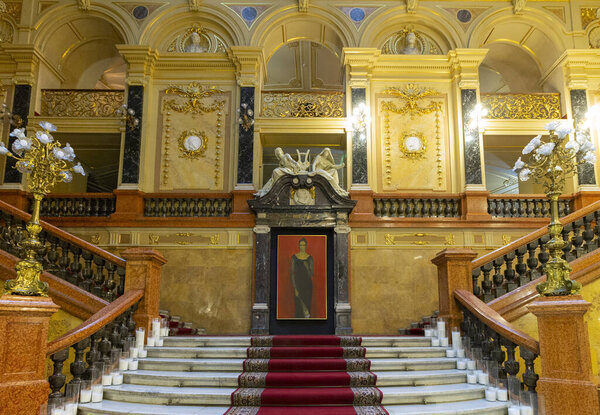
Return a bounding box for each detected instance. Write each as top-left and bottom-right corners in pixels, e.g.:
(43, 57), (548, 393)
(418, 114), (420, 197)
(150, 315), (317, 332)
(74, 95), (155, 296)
(78, 335), (510, 415)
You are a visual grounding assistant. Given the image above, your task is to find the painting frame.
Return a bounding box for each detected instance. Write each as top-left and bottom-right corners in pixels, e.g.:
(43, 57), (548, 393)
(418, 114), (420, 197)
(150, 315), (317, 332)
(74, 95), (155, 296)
(276, 234), (328, 320)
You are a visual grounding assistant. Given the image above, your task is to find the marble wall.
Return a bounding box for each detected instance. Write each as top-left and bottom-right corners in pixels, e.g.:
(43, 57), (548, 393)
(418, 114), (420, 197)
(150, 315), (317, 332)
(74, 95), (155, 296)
(158, 247), (253, 334)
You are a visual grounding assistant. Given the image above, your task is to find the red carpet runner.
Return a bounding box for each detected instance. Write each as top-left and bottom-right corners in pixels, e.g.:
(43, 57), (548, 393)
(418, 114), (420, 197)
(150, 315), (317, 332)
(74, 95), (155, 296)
(226, 335), (388, 415)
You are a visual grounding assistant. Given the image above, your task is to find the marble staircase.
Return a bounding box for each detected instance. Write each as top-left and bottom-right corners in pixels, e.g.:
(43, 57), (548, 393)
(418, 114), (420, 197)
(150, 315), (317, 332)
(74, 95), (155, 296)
(78, 336), (510, 415)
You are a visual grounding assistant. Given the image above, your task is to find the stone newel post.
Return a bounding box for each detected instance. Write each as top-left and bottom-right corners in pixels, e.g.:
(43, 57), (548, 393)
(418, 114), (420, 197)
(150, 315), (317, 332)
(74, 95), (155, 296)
(122, 248), (167, 335)
(431, 248), (478, 330)
(0, 295), (59, 415)
(528, 296), (600, 415)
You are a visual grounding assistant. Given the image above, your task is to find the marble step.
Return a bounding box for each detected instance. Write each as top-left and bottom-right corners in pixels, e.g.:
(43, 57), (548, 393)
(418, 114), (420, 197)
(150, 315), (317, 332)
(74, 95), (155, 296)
(162, 336), (432, 348)
(78, 399), (510, 415)
(146, 346), (446, 359)
(102, 383), (484, 406)
(123, 369), (466, 388)
(138, 357), (458, 372)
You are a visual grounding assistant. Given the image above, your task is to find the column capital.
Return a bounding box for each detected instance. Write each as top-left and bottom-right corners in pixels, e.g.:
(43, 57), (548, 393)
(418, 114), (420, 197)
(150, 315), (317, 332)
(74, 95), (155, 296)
(342, 48), (380, 88)
(2, 44), (43, 85)
(228, 47), (265, 87)
(554, 50), (600, 90)
(117, 45), (158, 86)
(448, 49), (488, 89)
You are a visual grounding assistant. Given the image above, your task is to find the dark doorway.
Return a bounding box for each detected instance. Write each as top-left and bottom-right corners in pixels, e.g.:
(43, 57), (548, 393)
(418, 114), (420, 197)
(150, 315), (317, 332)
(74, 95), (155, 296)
(269, 228), (335, 334)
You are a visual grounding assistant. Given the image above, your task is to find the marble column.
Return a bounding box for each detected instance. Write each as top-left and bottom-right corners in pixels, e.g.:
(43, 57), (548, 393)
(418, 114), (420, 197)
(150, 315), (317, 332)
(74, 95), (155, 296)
(121, 85), (144, 184)
(3, 85), (31, 184)
(351, 88), (368, 185)
(461, 89), (483, 185)
(251, 225), (270, 334)
(334, 225), (352, 334)
(237, 87), (255, 185)
(571, 89), (596, 185)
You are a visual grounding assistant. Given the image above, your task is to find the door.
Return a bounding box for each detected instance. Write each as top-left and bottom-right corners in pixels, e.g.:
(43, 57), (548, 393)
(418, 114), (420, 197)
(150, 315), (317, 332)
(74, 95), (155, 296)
(269, 228), (335, 334)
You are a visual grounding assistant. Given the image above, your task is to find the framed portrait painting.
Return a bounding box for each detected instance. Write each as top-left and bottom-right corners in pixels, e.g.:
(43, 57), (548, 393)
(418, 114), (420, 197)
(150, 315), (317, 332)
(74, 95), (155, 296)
(276, 235), (327, 320)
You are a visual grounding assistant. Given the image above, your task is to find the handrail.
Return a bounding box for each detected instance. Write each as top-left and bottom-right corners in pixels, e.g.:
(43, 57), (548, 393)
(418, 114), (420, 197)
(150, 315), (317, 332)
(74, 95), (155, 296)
(454, 289), (540, 355)
(46, 289), (143, 356)
(472, 198), (600, 269)
(0, 199), (125, 267)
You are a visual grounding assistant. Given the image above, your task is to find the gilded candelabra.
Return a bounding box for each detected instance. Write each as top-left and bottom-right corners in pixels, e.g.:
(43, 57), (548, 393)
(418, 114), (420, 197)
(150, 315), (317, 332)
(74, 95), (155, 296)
(513, 120), (597, 296)
(0, 122), (85, 296)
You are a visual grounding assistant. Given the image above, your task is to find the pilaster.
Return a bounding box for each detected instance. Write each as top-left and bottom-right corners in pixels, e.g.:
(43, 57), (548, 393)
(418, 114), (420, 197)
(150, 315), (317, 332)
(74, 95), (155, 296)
(341, 48), (379, 88)
(117, 46), (158, 87)
(228, 47), (265, 87)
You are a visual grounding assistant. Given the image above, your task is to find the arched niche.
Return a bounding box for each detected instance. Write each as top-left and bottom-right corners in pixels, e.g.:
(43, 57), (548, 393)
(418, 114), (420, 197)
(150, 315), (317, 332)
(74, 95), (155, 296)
(360, 8), (462, 52)
(35, 7), (131, 89)
(140, 6), (243, 52)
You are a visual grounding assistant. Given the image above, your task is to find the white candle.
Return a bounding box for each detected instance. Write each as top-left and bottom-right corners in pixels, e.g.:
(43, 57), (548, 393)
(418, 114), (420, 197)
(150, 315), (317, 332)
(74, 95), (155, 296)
(102, 374), (112, 386)
(520, 407), (533, 415)
(485, 388), (497, 401)
(80, 389), (92, 403)
(478, 372), (489, 385)
(156, 338), (164, 347)
(437, 321), (446, 337)
(51, 409), (66, 415)
(457, 360), (467, 370)
(431, 338), (440, 347)
(446, 349), (456, 358)
(508, 407), (520, 415)
(130, 347), (139, 358)
(440, 337), (449, 347)
(467, 360), (476, 370)
(467, 373), (477, 384)
(457, 349), (465, 358)
(424, 329), (433, 337)
(139, 348), (147, 358)
(91, 385), (103, 402)
(112, 373), (123, 385)
(147, 336), (155, 347)
(135, 329), (145, 349)
(451, 332), (461, 349)
(497, 388), (508, 401)
(119, 358), (130, 371)
(64, 403), (77, 415)
(128, 360), (139, 370)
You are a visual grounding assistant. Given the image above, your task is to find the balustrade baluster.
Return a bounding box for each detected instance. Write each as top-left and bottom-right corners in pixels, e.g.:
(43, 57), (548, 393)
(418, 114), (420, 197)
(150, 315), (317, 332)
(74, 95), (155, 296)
(510, 199), (518, 217)
(526, 241), (539, 282)
(127, 303), (138, 335)
(488, 200), (495, 216)
(85, 332), (102, 375)
(161, 199), (168, 216)
(200, 200), (208, 216)
(404, 199), (414, 217)
(492, 258), (506, 298)
(558, 200), (566, 217)
(48, 348), (69, 404)
(191, 199), (199, 216)
(520, 348), (539, 392)
(111, 318), (123, 353)
(119, 313), (130, 345)
(481, 262), (494, 302)
(92, 256), (107, 298)
(481, 326), (493, 367)
(117, 266), (126, 297)
(503, 252), (517, 293)
(472, 268), (481, 298)
(500, 338), (520, 378)
(168, 199), (175, 216)
(382, 200), (390, 217)
(582, 214), (596, 253)
(541, 200), (550, 217)
(389, 199), (398, 217)
(81, 250), (94, 293)
(69, 338), (90, 386)
(105, 262), (118, 302)
(452, 199), (460, 217)
(518, 200), (526, 217)
(571, 219), (585, 258)
(57, 240), (72, 283)
(524, 199), (533, 217)
(561, 223), (574, 262)
(70, 246), (83, 287)
(99, 325), (113, 364)
(537, 235), (550, 277)
(490, 331), (506, 380)
(46, 235), (60, 273)
(515, 246), (528, 286)
(398, 199), (406, 217)
(496, 200), (504, 216)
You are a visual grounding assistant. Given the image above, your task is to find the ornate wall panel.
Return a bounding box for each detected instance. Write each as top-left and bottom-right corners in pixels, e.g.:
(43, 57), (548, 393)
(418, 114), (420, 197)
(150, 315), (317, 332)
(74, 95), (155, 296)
(157, 83), (230, 191)
(377, 85), (449, 191)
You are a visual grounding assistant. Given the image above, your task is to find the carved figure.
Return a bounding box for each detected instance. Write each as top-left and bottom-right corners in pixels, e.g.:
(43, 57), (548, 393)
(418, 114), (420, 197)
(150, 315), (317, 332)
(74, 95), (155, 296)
(311, 148), (348, 196)
(256, 148), (303, 197)
(402, 32), (420, 55)
(78, 0), (90, 11)
(184, 32), (207, 53)
(406, 0), (418, 13)
(512, 0), (526, 14)
(298, 0), (309, 12)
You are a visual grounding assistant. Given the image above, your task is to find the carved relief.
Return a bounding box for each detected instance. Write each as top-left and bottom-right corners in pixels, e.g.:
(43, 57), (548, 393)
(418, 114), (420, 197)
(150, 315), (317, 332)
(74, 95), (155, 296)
(160, 82), (228, 190)
(379, 84), (447, 191)
(167, 25), (227, 53)
(381, 29), (442, 55)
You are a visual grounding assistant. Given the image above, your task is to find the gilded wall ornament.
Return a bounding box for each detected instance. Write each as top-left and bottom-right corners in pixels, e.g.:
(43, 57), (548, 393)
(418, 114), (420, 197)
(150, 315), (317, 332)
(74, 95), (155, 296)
(261, 91), (344, 118)
(178, 130), (207, 159)
(581, 7), (600, 30)
(41, 90), (125, 118)
(399, 132), (427, 160)
(480, 93), (561, 120)
(163, 82), (225, 114)
(167, 24), (227, 53)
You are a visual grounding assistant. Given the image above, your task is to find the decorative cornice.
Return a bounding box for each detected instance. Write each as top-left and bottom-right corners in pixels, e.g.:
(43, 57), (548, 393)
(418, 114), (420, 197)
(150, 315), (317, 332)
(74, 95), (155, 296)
(2, 44), (44, 85)
(227, 46), (265, 87)
(552, 50), (600, 90)
(116, 45), (159, 86)
(342, 48), (380, 88)
(447, 49), (488, 89)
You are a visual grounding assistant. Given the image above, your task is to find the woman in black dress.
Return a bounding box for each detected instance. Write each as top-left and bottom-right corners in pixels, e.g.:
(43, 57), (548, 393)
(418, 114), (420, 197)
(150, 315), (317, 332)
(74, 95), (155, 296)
(290, 238), (313, 318)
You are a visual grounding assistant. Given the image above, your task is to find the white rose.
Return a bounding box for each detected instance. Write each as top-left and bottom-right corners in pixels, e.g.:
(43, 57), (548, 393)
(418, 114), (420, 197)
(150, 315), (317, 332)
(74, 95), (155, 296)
(61, 170), (73, 183)
(72, 162), (85, 176)
(513, 157), (525, 171)
(555, 126), (574, 139)
(519, 168), (531, 181)
(565, 140), (579, 152)
(38, 121), (57, 132)
(9, 128), (26, 140)
(544, 120), (562, 131)
(53, 147), (66, 160)
(535, 142), (555, 156)
(36, 130), (53, 144)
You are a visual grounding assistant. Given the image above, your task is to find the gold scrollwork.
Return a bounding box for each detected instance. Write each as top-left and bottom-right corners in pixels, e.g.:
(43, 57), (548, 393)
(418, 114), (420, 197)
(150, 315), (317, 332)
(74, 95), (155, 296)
(164, 82), (225, 114)
(41, 90), (125, 117)
(90, 233), (101, 245)
(178, 130), (207, 159)
(445, 234), (456, 246)
(480, 93), (561, 120)
(262, 91), (344, 118)
(176, 232), (192, 237)
(502, 234), (512, 245)
(382, 84), (442, 118)
(210, 234), (220, 245)
(581, 7), (599, 30)
(149, 234), (159, 245)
